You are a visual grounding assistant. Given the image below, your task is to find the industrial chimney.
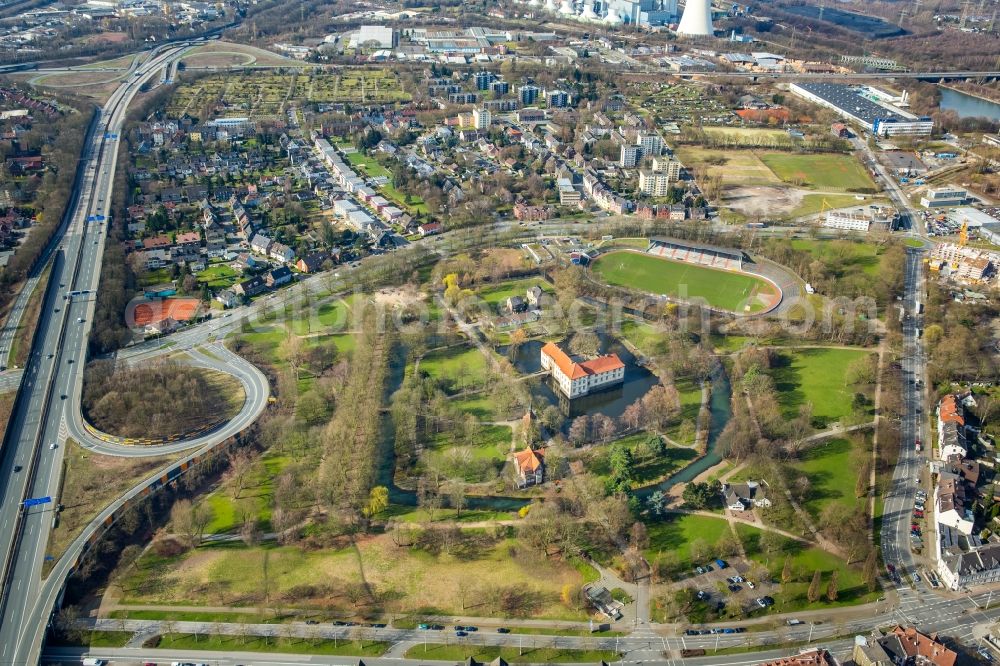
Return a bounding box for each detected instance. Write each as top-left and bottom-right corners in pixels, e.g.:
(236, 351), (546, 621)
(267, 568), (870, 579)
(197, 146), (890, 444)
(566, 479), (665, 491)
(676, 0), (714, 36)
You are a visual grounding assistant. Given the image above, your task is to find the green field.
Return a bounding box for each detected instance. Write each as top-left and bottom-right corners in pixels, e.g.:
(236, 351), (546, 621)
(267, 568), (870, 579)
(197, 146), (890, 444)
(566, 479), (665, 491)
(736, 524), (878, 611)
(404, 644), (619, 663)
(644, 514), (730, 570)
(770, 347), (874, 427)
(759, 153), (875, 191)
(417, 345), (492, 393)
(791, 437), (866, 519)
(591, 251), (778, 314)
(584, 432), (698, 489)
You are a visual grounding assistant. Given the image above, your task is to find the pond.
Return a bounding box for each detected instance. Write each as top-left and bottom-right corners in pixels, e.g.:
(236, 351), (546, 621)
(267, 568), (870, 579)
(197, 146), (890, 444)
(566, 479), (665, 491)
(500, 335), (660, 423)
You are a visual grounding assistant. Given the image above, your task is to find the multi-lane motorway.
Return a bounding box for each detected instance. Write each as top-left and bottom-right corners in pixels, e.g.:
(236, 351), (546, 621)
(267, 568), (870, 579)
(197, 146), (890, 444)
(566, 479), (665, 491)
(0, 44), (195, 666)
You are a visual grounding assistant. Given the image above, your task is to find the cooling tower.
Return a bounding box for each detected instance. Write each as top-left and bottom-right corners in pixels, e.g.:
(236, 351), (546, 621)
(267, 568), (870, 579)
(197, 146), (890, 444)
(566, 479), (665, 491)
(559, 0), (576, 15)
(581, 0), (599, 20)
(543, 0), (557, 10)
(604, 5), (623, 23)
(676, 0), (713, 36)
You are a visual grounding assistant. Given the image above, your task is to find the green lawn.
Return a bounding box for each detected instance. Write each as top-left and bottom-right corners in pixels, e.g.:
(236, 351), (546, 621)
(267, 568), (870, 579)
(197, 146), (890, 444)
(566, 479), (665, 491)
(788, 239), (882, 277)
(196, 263), (239, 289)
(759, 153), (875, 191)
(644, 514), (730, 570)
(591, 251), (778, 313)
(417, 345), (492, 393)
(478, 278), (552, 309)
(791, 437), (865, 520)
(789, 194), (876, 219)
(665, 377), (703, 445)
(157, 634), (388, 656)
(450, 393), (499, 421)
(346, 151), (391, 178)
(404, 644), (619, 663)
(770, 347), (874, 427)
(619, 319), (666, 357)
(584, 432), (698, 489)
(736, 524), (879, 612)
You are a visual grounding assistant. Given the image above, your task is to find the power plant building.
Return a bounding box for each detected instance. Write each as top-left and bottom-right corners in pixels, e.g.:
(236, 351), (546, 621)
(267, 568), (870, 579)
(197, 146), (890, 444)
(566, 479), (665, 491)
(789, 82), (932, 137)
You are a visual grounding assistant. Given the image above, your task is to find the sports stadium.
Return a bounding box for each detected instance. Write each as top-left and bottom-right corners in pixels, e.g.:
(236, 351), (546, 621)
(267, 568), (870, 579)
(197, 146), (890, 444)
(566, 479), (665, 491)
(590, 238), (784, 314)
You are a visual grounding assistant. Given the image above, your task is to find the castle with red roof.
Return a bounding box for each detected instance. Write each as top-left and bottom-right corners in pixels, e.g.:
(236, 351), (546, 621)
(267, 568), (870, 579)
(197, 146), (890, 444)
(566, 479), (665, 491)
(540, 342), (624, 399)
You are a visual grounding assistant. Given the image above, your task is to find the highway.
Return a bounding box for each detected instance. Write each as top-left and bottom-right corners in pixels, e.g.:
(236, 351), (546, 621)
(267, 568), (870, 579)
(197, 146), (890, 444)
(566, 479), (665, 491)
(0, 44), (195, 666)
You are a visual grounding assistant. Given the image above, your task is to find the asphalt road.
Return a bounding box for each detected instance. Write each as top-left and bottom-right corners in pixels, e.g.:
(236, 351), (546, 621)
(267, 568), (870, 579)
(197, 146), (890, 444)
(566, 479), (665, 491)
(0, 44), (195, 666)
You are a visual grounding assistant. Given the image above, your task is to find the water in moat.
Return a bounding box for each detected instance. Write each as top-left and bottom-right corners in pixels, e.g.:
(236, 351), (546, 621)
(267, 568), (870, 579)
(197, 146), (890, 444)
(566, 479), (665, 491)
(377, 331), (733, 509)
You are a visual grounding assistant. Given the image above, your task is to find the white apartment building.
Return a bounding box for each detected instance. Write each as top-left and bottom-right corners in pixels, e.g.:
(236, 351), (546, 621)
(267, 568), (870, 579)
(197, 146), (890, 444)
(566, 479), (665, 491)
(639, 169), (672, 197)
(651, 157), (681, 180)
(620, 144), (642, 168)
(473, 108), (492, 130)
(636, 133), (664, 157)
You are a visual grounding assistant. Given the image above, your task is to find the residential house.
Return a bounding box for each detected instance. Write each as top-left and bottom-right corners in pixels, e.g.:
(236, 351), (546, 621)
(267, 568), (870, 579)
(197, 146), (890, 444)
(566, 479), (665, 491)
(233, 275), (266, 298)
(295, 250), (334, 274)
(936, 477), (975, 535)
(142, 249), (170, 269)
(526, 285), (544, 307)
(852, 625), (956, 666)
(512, 447), (544, 488)
(937, 394), (969, 460)
(418, 222), (441, 236)
(249, 233), (273, 256)
(722, 481), (771, 511)
(142, 234), (172, 251)
(268, 241), (296, 264)
(215, 289), (240, 308)
(265, 266), (293, 288)
(758, 649), (837, 666)
(505, 295), (527, 313)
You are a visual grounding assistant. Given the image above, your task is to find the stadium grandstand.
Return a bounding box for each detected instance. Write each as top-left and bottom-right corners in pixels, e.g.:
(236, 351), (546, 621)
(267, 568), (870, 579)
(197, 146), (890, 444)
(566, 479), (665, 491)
(647, 238), (747, 271)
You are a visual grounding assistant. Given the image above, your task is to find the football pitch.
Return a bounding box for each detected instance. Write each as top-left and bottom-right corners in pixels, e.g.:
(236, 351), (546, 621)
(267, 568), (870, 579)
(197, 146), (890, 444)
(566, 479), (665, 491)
(590, 251), (779, 313)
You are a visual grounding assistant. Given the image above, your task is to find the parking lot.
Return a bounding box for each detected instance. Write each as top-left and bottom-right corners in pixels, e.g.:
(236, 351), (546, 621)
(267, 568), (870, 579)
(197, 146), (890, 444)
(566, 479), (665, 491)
(673, 558), (779, 626)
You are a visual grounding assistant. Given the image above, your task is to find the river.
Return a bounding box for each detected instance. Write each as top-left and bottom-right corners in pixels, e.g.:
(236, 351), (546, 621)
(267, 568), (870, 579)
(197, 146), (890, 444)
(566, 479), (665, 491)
(939, 86), (1000, 122)
(377, 335), (734, 509)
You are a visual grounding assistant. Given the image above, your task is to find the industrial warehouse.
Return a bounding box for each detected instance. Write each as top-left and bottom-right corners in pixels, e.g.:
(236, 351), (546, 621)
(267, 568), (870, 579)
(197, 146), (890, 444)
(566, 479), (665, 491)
(790, 82), (933, 137)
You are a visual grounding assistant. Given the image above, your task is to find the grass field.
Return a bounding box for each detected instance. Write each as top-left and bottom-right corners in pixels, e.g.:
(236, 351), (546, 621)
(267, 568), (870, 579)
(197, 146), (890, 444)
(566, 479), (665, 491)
(584, 432), (698, 489)
(404, 644), (619, 662)
(644, 514), (730, 571)
(789, 194), (877, 219)
(701, 127), (793, 144)
(674, 148), (780, 187)
(157, 634), (388, 656)
(736, 524), (879, 611)
(417, 345), (492, 393)
(788, 239), (882, 277)
(591, 251), (778, 314)
(666, 377), (704, 446)
(792, 437), (866, 519)
(759, 153), (875, 191)
(122, 534), (591, 621)
(770, 347), (874, 427)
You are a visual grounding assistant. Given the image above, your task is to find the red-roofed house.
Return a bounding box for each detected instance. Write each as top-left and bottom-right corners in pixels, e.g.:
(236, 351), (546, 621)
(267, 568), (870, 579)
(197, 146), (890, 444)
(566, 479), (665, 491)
(512, 447), (544, 488)
(937, 394), (968, 460)
(540, 342), (624, 398)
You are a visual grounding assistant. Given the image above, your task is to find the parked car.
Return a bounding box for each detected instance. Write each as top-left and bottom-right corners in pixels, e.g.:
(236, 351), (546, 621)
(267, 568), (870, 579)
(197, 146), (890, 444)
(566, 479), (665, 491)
(728, 584), (741, 593)
(746, 581), (756, 589)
